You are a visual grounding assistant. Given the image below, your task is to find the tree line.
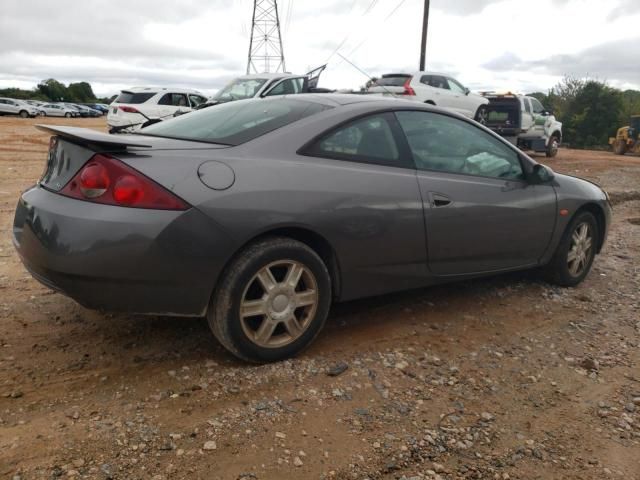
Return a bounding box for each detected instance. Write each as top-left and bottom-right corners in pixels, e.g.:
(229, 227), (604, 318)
(0, 79), (113, 104)
(529, 77), (640, 149)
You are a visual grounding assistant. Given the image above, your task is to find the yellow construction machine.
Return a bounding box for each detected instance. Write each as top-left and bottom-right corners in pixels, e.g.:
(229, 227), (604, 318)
(610, 115), (640, 155)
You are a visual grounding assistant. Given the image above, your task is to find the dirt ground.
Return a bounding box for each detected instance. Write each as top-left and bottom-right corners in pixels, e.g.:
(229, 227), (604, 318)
(1, 116), (639, 480)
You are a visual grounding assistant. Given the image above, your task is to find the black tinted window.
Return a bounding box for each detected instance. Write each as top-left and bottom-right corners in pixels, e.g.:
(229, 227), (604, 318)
(396, 111), (523, 180)
(376, 75), (411, 87)
(141, 98), (331, 145)
(306, 113), (402, 167)
(158, 93), (188, 106)
(115, 92), (156, 104)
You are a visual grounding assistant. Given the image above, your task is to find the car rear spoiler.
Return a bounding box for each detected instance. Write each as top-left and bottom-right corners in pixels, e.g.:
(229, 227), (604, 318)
(36, 125), (152, 149)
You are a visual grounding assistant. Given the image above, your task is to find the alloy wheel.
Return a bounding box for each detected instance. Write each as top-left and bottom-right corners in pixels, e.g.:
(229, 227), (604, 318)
(567, 222), (593, 277)
(240, 260), (318, 348)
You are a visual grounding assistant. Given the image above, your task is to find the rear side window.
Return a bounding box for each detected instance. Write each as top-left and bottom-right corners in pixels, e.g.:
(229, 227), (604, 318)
(141, 98), (332, 145)
(115, 92), (156, 104)
(376, 75), (411, 87)
(159, 93), (189, 107)
(305, 113), (403, 168)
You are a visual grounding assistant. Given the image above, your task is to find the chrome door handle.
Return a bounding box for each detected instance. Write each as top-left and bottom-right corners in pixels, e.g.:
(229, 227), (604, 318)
(430, 192), (452, 207)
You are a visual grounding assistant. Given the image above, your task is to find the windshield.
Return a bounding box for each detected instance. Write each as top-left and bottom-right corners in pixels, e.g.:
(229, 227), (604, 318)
(213, 78), (268, 101)
(140, 97), (332, 146)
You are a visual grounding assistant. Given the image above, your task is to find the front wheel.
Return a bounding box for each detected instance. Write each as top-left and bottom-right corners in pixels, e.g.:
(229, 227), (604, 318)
(544, 211), (598, 287)
(64, 112), (71, 118)
(19, 110), (29, 118)
(208, 237), (332, 362)
(613, 139), (627, 155)
(546, 135), (560, 157)
(474, 105), (489, 125)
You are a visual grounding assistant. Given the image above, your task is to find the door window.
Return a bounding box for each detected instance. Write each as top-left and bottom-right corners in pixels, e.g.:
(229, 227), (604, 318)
(426, 76), (449, 89)
(446, 78), (466, 94)
(188, 95), (207, 107)
(158, 93), (189, 107)
(396, 110), (524, 180)
(530, 98), (545, 114)
(265, 78), (304, 96)
(305, 113), (403, 167)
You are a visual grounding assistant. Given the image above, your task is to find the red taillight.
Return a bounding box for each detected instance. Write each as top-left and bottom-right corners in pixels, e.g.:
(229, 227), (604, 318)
(119, 106), (139, 113)
(61, 154), (189, 210)
(79, 162), (110, 198)
(402, 77), (416, 96)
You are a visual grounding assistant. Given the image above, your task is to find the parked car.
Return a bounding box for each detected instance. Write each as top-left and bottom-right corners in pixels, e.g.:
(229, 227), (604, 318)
(13, 95), (611, 362)
(82, 103), (108, 114)
(70, 104), (102, 117)
(366, 72), (489, 119)
(107, 87), (208, 133)
(0, 98), (40, 118)
(39, 103), (78, 117)
(196, 65), (327, 110)
(477, 93), (563, 157)
(24, 100), (47, 115)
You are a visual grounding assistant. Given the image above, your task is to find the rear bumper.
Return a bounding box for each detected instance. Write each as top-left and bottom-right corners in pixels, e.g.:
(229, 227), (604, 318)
(13, 186), (233, 316)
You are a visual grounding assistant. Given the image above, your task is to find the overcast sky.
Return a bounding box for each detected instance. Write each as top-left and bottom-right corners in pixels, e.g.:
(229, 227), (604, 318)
(1, 0), (638, 98)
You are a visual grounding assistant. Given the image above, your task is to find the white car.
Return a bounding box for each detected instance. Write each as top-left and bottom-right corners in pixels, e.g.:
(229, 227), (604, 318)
(0, 98), (40, 118)
(366, 72), (489, 119)
(40, 103), (78, 117)
(107, 87), (208, 132)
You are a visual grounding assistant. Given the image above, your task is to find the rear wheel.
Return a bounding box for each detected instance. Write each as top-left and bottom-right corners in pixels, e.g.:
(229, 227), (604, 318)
(546, 135), (560, 157)
(613, 139), (627, 155)
(65, 112), (72, 118)
(544, 211), (598, 287)
(208, 237), (332, 362)
(19, 110), (29, 118)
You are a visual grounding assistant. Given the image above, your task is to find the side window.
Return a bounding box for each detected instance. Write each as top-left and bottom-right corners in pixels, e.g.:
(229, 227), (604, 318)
(305, 113), (402, 167)
(189, 95), (207, 107)
(429, 76), (449, 90)
(523, 98), (532, 114)
(530, 98), (545, 114)
(159, 93), (188, 106)
(395, 111), (524, 180)
(420, 75), (432, 86)
(446, 78), (466, 94)
(266, 78), (304, 96)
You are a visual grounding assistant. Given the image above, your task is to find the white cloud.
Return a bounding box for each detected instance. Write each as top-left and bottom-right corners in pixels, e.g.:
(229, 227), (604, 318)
(0, 0), (638, 97)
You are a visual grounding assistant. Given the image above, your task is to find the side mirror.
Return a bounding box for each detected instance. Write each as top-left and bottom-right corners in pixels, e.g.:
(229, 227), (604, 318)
(464, 87), (470, 95)
(530, 164), (555, 184)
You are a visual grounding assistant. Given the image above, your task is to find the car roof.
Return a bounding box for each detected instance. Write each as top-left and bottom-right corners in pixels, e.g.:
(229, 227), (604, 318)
(267, 93), (412, 108)
(381, 71), (450, 78)
(120, 86), (204, 94)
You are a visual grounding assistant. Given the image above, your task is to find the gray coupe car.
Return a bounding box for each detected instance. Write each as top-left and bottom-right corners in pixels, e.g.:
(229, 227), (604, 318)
(13, 94), (611, 362)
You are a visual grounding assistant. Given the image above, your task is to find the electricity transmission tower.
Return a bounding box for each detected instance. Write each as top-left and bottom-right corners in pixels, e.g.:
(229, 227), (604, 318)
(247, 0), (286, 74)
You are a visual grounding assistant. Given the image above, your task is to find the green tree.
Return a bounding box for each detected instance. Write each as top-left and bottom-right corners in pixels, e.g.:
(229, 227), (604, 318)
(37, 78), (68, 101)
(562, 81), (622, 148)
(67, 81), (96, 102)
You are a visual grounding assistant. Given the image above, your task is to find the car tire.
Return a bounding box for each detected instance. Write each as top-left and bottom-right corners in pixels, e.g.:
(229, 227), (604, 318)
(546, 135), (560, 158)
(208, 237), (332, 363)
(613, 139), (627, 155)
(475, 105), (489, 125)
(19, 110), (29, 118)
(544, 211), (598, 287)
(65, 113), (71, 118)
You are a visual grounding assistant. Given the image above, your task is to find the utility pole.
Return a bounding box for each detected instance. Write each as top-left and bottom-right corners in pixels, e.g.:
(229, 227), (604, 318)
(247, 0), (286, 74)
(419, 0), (430, 71)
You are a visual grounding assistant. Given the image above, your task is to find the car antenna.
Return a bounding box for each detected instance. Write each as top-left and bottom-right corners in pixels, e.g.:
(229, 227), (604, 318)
(336, 53), (398, 98)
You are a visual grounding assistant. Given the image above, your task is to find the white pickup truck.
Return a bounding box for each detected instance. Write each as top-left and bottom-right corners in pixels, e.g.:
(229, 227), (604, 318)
(476, 93), (562, 157)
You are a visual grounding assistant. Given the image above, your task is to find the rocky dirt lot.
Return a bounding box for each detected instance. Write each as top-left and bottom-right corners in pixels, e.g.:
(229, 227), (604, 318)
(1, 117), (639, 480)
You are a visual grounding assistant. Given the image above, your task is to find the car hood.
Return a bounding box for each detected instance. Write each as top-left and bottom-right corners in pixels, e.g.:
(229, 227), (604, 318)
(552, 171), (607, 201)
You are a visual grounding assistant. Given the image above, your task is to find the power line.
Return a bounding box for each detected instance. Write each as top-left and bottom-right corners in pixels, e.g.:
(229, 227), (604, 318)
(324, 0), (378, 64)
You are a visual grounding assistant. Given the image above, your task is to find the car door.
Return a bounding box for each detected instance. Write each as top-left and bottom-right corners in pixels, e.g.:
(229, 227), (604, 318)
(520, 97), (535, 135)
(445, 77), (473, 117)
(300, 112), (428, 299)
(0, 100), (9, 114)
(6, 100), (20, 115)
(264, 77), (305, 97)
(395, 109), (556, 276)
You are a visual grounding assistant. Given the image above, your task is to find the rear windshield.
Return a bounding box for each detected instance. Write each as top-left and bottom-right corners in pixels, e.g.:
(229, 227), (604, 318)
(376, 75), (411, 87)
(140, 98), (332, 146)
(115, 91), (156, 104)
